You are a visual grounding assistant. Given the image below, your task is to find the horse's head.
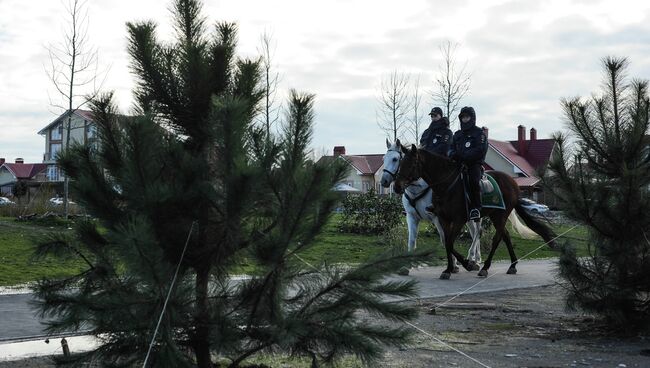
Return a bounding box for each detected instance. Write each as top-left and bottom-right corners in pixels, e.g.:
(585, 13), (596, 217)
(381, 138), (403, 188)
(393, 144), (421, 195)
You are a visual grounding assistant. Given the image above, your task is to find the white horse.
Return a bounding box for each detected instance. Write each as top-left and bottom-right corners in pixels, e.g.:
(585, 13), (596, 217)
(380, 139), (482, 274)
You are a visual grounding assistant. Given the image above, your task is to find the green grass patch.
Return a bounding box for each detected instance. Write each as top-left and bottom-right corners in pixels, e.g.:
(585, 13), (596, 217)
(0, 214), (589, 286)
(0, 218), (86, 286)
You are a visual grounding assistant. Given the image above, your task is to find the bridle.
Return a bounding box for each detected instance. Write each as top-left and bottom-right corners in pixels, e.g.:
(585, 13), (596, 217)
(382, 148), (403, 181)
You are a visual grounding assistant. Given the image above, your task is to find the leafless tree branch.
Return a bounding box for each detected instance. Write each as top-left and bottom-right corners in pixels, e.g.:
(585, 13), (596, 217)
(431, 40), (472, 130)
(257, 29), (282, 139)
(376, 70), (411, 142)
(44, 0), (107, 218)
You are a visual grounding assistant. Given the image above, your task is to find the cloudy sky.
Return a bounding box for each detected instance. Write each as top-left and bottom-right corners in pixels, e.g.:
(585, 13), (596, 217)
(1, 0), (650, 163)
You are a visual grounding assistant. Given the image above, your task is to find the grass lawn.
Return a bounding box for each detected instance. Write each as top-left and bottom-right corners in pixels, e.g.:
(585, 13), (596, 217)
(0, 217), (87, 286)
(0, 214), (589, 287)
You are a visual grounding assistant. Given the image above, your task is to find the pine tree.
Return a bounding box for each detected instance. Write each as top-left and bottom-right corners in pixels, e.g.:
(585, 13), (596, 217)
(32, 1), (433, 366)
(544, 56), (650, 329)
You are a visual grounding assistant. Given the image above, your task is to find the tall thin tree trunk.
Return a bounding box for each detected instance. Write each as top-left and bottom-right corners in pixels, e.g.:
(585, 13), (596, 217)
(194, 268), (211, 368)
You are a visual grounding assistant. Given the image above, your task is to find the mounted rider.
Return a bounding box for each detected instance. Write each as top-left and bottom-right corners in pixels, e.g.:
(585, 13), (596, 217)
(421, 107), (453, 214)
(449, 106), (488, 222)
(420, 107), (453, 156)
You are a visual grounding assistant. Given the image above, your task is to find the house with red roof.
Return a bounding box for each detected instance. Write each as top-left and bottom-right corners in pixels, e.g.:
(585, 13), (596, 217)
(38, 109), (98, 182)
(484, 125), (556, 202)
(0, 158), (48, 196)
(318, 146), (388, 194)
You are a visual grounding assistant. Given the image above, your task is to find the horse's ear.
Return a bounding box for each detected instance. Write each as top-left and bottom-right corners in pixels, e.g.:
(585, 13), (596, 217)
(395, 138), (401, 147)
(410, 144), (417, 153)
(386, 138), (391, 149)
(399, 142), (408, 154)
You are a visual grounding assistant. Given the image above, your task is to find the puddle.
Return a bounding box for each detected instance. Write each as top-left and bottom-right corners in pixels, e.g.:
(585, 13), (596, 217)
(0, 335), (98, 361)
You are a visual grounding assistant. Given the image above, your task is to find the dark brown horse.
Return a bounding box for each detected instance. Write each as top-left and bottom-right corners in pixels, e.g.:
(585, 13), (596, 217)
(393, 144), (557, 279)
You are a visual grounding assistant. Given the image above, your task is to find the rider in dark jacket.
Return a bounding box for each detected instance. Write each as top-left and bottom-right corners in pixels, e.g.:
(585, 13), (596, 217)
(420, 107), (452, 156)
(449, 106), (488, 221)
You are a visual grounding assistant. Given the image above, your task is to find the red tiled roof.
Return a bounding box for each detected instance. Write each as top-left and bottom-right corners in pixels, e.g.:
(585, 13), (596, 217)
(2, 163), (48, 179)
(513, 177), (541, 187)
(343, 154), (384, 175)
(509, 139), (555, 169)
(489, 139), (536, 176)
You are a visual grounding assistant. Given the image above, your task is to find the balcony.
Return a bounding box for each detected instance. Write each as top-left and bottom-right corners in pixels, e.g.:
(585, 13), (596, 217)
(43, 152), (56, 163)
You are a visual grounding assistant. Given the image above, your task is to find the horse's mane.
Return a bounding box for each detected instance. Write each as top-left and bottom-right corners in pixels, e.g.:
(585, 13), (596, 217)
(415, 148), (457, 170)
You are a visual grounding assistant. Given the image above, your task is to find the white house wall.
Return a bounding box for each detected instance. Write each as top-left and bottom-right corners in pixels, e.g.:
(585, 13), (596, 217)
(0, 167), (16, 186)
(485, 147), (516, 176)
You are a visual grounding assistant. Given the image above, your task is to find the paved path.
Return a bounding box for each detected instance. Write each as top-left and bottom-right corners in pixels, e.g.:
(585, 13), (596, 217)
(388, 258), (559, 302)
(0, 259), (559, 342)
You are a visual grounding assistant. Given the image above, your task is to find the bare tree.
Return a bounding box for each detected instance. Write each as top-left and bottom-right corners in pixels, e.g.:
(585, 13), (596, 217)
(408, 73), (426, 144)
(432, 40), (471, 129)
(377, 71), (411, 142)
(257, 30), (281, 140)
(46, 0), (104, 218)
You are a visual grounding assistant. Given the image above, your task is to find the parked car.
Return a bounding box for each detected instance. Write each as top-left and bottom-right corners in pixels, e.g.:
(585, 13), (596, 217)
(520, 198), (549, 213)
(0, 197), (16, 206)
(48, 197), (76, 206)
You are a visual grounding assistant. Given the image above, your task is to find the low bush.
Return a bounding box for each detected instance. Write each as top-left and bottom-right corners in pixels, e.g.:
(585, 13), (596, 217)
(338, 189), (402, 234)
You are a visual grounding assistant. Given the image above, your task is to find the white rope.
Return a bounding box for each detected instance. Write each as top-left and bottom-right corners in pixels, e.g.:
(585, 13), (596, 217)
(403, 321), (491, 368)
(142, 220), (197, 368)
(292, 254), (491, 368)
(431, 224), (578, 310)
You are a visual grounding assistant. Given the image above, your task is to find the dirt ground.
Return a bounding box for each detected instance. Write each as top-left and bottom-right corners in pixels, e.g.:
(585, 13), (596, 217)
(1, 285), (648, 368)
(381, 285), (650, 368)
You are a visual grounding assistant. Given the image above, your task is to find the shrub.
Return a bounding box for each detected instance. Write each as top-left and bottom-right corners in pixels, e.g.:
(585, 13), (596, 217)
(338, 189), (402, 234)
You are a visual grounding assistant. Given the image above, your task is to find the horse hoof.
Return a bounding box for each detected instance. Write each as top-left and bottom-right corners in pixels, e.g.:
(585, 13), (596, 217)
(440, 272), (451, 280)
(397, 267), (410, 276)
(467, 261), (481, 271)
(477, 269), (488, 277)
(451, 266), (460, 274)
(507, 267), (517, 275)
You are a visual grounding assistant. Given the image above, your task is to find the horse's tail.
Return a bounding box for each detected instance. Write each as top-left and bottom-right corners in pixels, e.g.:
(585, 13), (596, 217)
(514, 200), (557, 248)
(507, 211), (538, 239)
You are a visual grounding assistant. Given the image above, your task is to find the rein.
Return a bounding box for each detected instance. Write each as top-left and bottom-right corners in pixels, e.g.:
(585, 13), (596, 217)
(415, 152), (462, 194)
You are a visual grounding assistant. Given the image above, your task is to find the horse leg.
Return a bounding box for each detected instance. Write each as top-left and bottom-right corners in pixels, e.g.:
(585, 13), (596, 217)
(433, 217), (458, 273)
(502, 228), (518, 275)
(478, 216), (507, 277)
(406, 212), (419, 253)
(441, 223), (469, 279)
(466, 220), (482, 271)
(398, 213), (419, 276)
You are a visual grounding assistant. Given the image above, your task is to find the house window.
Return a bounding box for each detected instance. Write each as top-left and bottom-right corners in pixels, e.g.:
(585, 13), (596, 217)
(86, 123), (97, 139)
(51, 124), (62, 140)
(362, 182), (371, 192)
(50, 143), (62, 160)
(47, 165), (60, 181)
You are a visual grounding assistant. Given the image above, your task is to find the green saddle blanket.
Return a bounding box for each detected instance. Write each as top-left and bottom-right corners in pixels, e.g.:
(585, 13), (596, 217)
(481, 174), (505, 209)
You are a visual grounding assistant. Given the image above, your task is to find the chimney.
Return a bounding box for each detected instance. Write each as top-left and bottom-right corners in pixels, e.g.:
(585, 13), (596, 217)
(517, 125), (527, 156)
(530, 127), (537, 141)
(333, 146), (346, 156)
(0, 158), (4, 166)
(482, 126), (489, 138)
(15, 158), (24, 164)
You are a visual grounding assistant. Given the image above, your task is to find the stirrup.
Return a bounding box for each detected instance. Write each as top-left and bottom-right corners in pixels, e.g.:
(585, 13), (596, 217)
(469, 208), (481, 221)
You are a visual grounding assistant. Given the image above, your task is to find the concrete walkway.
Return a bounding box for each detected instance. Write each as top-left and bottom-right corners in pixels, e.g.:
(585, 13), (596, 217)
(389, 258), (559, 302)
(0, 259), (559, 343)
